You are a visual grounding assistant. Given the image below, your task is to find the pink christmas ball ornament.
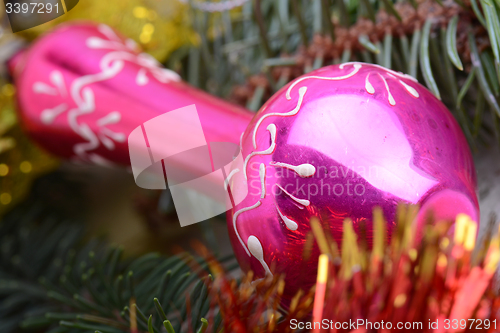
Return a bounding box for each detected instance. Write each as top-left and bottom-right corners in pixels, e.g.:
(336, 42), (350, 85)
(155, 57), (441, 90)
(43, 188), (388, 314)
(226, 63), (478, 302)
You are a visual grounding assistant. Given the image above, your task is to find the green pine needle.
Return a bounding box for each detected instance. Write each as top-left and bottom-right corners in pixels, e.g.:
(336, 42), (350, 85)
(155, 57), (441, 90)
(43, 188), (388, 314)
(0, 199), (222, 333)
(446, 16), (464, 71)
(164, 320), (176, 333)
(420, 19), (441, 99)
(359, 35), (380, 54)
(469, 31), (500, 118)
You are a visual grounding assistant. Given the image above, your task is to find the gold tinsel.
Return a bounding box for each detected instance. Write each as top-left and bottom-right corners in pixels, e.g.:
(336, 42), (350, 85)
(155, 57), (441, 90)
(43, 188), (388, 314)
(16, 0), (197, 62)
(0, 82), (59, 216)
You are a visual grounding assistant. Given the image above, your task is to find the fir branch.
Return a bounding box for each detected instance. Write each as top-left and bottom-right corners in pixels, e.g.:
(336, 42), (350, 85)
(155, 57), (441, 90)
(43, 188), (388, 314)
(0, 193), (223, 333)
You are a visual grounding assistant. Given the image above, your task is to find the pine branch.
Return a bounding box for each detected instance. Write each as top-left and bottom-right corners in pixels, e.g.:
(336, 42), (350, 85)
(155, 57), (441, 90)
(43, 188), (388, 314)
(0, 174), (224, 333)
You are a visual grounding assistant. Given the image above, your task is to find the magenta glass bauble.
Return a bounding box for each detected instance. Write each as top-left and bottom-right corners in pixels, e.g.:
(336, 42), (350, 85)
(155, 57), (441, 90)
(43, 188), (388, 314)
(226, 63), (479, 303)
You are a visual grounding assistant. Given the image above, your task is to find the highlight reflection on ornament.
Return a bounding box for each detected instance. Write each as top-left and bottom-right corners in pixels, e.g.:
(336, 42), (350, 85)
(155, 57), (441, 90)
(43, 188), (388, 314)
(227, 62), (478, 302)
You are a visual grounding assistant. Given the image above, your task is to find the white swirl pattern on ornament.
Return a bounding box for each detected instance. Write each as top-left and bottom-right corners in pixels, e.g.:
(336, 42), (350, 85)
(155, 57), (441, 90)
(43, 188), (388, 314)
(32, 24), (180, 165)
(41, 103), (67, 125)
(364, 67), (420, 105)
(286, 62), (419, 104)
(252, 86), (307, 149)
(259, 163), (266, 199)
(276, 204), (298, 230)
(378, 74), (396, 106)
(365, 71), (420, 106)
(386, 73), (419, 98)
(352, 61), (418, 82)
(285, 63), (362, 100)
(276, 184), (310, 207)
(365, 73), (375, 94)
(233, 200), (261, 256)
(243, 123), (277, 179)
(247, 236), (272, 277)
(269, 161), (316, 178)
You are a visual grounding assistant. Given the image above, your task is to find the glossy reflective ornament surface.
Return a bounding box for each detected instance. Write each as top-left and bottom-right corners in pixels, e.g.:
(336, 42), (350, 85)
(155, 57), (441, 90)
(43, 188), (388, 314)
(226, 63), (478, 303)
